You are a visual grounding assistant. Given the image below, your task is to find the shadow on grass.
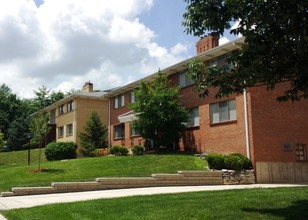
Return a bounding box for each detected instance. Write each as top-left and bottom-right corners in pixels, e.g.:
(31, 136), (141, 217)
(29, 168), (65, 173)
(242, 200), (308, 219)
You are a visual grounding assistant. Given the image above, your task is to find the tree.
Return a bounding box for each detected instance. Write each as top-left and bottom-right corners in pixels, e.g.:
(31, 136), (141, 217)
(0, 84), (22, 139)
(0, 130), (6, 151)
(130, 71), (188, 150)
(78, 111), (108, 156)
(30, 113), (50, 171)
(7, 116), (30, 151)
(33, 86), (65, 110)
(183, 0), (308, 101)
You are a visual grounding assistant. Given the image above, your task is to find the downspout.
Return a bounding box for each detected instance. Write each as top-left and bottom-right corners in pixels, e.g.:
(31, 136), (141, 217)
(108, 99), (111, 148)
(243, 89), (250, 159)
(73, 100), (77, 143)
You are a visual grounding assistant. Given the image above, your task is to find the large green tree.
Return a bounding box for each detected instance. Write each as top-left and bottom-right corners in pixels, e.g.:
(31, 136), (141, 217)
(0, 84), (22, 139)
(33, 85), (65, 110)
(7, 116), (31, 151)
(130, 71), (188, 150)
(183, 0), (308, 101)
(78, 111), (108, 156)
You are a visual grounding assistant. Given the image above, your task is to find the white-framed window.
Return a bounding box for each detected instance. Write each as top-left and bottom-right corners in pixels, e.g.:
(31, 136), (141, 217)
(66, 124), (73, 136)
(178, 72), (193, 88)
(59, 104), (65, 115)
(50, 109), (56, 124)
(114, 94), (125, 109)
(130, 123), (139, 136)
(187, 108), (199, 127)
(114, 124), (125, 139)
(210, 99), (236, 124)
(296, 144), (307, 161)
(67, 100), (74, 112)
(58, 126), (64, 138)
(130, 92), (137, 103)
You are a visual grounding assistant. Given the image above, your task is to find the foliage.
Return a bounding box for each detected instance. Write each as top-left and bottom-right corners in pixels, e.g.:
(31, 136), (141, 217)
(0, 131), (6, 151)
(224, 154), (244, 171)
(0, 84), (23, 139)
(132, 145), (144, 155)
(33, 85), (65, 109)
(205, 153), (226, 170)
(130, 71), (188, 150)
(110, 145), (129, 156)
(30, 112), (51, 171)
(206, 152), (252, 170)
(89, 148), (110, 157)
(230, 153), (252, 169)
(78, 111), (108, 156)
(45, 142), (77, 161)
(7, 116), (31, 151)
(183, 0), (308, 101)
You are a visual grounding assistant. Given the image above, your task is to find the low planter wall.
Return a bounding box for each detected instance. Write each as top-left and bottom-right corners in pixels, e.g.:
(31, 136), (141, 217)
(221, 169), (256, 185)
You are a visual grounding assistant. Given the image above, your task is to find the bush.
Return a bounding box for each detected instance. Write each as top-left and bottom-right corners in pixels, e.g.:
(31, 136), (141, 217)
(224, 154), (244, 171)
(90, 148), (110, 157)
(45, 142), (77, 161)
(132, 145), (144, 155)
(110, 145), (128, 156)
(230, 153), (252, 169)
(205, 153), (225, 170)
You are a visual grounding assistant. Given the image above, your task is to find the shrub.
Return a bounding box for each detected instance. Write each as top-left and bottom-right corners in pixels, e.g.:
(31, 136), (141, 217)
(224, 154), (244, 171)
(230, 153), (252, 169)
(132, 145), (144, 155)
(45, 142), (77, 161)
(205, 153), (225, 170)
(110, 145), (128, 156)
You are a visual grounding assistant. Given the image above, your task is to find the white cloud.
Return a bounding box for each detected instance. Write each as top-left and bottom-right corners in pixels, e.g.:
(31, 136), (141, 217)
(0, 0), (191, 99)
(219, 37), (230, 45)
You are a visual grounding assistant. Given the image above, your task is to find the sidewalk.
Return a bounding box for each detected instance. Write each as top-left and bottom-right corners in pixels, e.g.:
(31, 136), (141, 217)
(0, 184), (307, 212)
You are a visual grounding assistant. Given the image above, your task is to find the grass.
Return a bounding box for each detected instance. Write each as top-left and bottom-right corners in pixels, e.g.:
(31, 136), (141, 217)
(0, 149), (207, 192)
(1, 187), (308, 220)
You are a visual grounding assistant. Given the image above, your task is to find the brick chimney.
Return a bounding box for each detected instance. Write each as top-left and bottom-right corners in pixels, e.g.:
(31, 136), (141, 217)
(82, 81), (93, 93)
(196, 35), (219, 54)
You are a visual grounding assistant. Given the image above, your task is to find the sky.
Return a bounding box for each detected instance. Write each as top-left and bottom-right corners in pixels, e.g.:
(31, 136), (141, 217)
(0, 0), (233, 99)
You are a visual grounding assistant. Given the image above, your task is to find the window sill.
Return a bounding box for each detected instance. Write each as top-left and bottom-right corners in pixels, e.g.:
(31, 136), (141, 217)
(113, 137), (124, 140)
(186, 126), (200, 130)
(130, 134), (141, 138)
(210, 120), (237, 127)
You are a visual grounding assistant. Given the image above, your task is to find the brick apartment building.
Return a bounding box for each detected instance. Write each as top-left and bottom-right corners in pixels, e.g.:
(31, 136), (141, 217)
(106, 36), (308, 183)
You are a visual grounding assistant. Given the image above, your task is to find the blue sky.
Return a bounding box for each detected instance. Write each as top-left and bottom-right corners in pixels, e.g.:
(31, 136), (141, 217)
(0, 0), (234, 98)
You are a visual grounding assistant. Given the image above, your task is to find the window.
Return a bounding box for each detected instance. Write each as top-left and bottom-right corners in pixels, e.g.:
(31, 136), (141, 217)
(67, 100), (74, 112)
(187, 108), (199, 127)
(130, 92), (137, 103)
(210, 99), (236, 124)
(130, 123), (139, 136)
(296, 144), (307, 161)
(58, 126), (64, 138)
(59, 104), (65, 115)
(66, 124), (73, 136)
(114, 124), (125, 139)
(50, 109), (56, 124)
(178, 72), (193, 88)
(114, 94), (125, 109)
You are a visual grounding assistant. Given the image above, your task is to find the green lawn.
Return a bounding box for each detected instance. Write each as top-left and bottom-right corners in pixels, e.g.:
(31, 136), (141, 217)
(0, 150), (207, 192)
(1, 187), (308, 220)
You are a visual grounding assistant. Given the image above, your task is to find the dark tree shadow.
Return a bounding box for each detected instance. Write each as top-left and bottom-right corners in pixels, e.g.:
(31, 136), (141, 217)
(242, 200), (308, 220)
(29, 168), (65, 173)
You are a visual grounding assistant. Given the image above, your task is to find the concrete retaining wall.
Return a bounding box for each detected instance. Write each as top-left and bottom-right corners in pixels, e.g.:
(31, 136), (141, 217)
(1, 171), (222, 197)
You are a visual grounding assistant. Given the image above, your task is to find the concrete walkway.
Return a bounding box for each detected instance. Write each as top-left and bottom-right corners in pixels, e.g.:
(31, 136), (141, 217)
(0, 184), (307, 219)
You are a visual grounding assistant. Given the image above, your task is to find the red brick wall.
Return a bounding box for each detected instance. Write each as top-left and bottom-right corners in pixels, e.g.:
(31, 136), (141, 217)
(248, 83), (308, 163)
